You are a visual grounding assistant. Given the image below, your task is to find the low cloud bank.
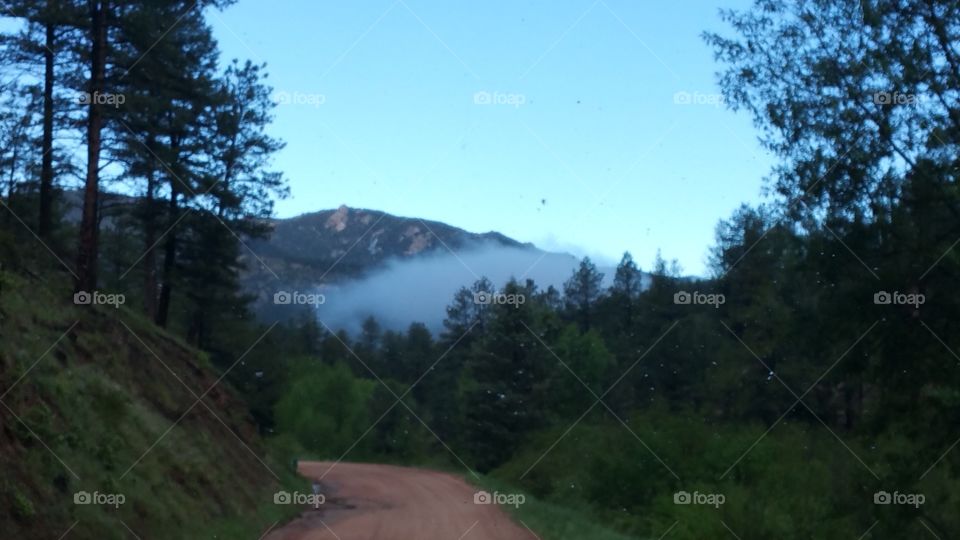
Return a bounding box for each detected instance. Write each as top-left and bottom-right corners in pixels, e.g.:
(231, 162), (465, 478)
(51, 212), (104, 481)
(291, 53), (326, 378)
(312, 244), (614, 334)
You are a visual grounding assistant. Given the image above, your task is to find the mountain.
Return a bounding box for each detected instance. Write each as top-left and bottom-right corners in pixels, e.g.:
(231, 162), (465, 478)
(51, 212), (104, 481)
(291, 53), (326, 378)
(244, 204), (533, 285)
(242, 205), (548, 323)
(61, 191), (543, 305)
(60, 193), (609, 329)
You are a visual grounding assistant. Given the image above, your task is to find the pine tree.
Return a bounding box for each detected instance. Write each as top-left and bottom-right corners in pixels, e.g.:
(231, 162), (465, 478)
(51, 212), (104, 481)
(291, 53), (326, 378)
(357, 315), (382, 356)
(442, 276), (493, 343)
(563, 256), (604, 330)
(74, 0), (110, 292)
(464, 278), (545, 471)
(2, 2), (83, 239)
(609, 251), (642, 328)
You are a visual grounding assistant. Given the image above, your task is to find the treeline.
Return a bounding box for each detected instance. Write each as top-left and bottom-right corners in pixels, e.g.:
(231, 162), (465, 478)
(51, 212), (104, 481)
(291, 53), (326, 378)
(258, 214), (959, 538)
(250, 255), (644, 462)
(0, 1), (285, 347)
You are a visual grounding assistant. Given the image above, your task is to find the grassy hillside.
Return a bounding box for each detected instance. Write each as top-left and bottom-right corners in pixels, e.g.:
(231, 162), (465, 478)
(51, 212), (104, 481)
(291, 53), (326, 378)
(0, 268), (299, 539)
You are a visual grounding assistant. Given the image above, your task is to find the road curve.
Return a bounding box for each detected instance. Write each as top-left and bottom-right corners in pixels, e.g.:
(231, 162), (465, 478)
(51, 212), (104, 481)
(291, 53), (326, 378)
(266, 461), (535, 540)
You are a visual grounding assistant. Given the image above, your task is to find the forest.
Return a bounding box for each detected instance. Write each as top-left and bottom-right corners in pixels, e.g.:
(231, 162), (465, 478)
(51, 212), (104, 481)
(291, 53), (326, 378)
(1, 1), (959, 538)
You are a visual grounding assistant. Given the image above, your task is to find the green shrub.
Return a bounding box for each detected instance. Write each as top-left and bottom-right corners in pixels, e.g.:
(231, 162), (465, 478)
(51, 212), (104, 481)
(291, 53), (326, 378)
(11, 489), (35, 521)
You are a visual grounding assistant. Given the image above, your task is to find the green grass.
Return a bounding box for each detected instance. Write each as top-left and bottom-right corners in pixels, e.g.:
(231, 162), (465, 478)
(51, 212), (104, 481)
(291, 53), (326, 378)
(468, 474), (640, 540)
(199, 471), (305, 539)
(0, 269), (301, 539)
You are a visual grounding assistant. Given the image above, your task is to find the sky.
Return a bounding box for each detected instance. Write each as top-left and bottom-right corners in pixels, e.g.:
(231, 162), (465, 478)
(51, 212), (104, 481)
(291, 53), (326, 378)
(208, 0), (773, 276)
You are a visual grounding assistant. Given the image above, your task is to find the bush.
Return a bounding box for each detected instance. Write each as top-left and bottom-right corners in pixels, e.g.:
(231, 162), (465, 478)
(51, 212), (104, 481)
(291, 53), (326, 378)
(11, 489), (35, 521)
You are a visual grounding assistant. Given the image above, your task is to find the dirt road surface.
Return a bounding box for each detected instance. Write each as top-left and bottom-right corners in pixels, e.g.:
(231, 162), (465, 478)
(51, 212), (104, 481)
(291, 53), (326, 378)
(266, 461), (536, 540)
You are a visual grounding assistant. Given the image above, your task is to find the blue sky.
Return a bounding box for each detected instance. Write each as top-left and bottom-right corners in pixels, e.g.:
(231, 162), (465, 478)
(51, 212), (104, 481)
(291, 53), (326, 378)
(209, 0), (772, 276)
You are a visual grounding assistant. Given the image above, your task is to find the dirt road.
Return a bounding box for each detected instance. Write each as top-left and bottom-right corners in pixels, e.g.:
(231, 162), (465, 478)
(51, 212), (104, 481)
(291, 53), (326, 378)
(266, 461), (535, 540)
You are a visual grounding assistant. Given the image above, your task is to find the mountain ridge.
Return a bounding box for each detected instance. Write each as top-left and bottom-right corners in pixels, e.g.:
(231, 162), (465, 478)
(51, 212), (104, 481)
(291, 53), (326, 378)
(271, 204), (532, 251)
(249, 203), (536, 272)
(242, 204), (545, 314)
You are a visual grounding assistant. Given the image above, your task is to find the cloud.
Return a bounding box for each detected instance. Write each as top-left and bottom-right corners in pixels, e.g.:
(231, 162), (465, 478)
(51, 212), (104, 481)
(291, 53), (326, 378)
(312, 243), (613, 334)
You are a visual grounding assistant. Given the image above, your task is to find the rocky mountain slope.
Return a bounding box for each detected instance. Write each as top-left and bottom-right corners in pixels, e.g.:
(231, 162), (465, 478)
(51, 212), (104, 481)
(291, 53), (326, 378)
(246, 204), (532, 281)
(242, 205), (541, 317)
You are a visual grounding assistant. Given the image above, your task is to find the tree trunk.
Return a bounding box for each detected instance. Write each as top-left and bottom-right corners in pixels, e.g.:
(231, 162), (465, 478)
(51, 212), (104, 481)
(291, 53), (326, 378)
(155, 185), (178, 327)
(142, 161), (158, 320)
(155, 128), (186, 328)
(38, 20), (55, 238)
(187, 308), (205, 348)
(6, 122), (21, 209)
(75, 0), (108, 292)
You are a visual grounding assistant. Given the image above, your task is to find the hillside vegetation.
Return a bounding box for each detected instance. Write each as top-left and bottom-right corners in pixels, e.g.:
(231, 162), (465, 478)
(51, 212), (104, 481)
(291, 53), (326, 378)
(0, 263), (297, 539)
